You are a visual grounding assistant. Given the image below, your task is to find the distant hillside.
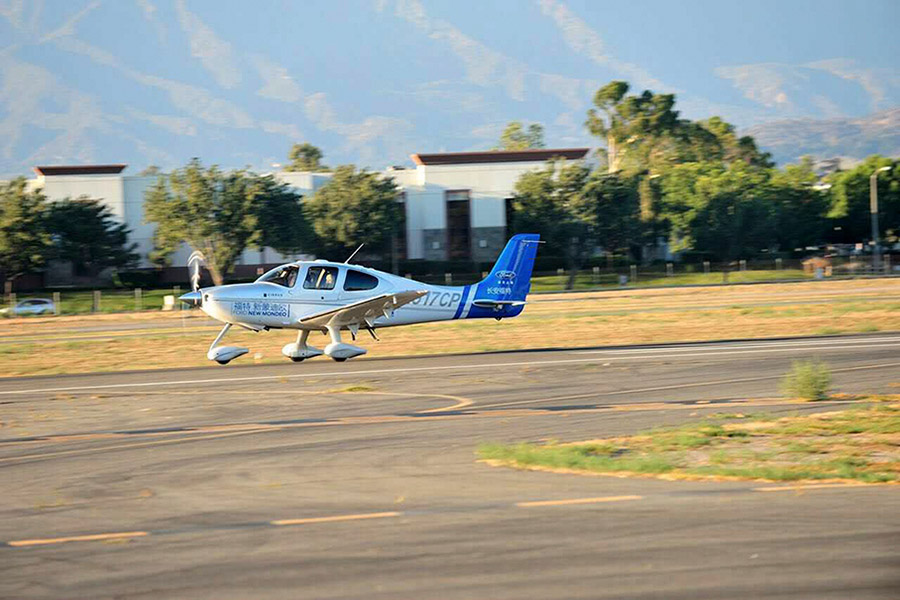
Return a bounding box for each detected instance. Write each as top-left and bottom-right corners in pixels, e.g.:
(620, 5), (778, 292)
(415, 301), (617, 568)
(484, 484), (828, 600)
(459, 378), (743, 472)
(746, 108), (900, 166)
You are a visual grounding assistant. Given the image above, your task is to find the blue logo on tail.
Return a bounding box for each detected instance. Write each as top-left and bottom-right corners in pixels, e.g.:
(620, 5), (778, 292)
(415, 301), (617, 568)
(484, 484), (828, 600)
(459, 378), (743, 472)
(466, 233), (541, 319)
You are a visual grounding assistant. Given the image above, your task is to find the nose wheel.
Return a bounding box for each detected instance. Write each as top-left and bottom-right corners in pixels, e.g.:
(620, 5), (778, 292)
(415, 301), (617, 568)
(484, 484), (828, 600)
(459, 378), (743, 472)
(207, 324), (249, 365)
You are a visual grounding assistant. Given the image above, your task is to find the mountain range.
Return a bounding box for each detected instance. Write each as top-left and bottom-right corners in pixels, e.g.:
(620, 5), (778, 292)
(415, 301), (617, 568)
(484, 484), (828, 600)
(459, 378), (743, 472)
(746, 108), (900, 166)
(0, 1), (897, 176)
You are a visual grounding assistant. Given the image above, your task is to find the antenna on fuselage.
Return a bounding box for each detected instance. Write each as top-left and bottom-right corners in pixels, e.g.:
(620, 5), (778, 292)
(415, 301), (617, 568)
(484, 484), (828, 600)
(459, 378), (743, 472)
(344, 243), (364, 264)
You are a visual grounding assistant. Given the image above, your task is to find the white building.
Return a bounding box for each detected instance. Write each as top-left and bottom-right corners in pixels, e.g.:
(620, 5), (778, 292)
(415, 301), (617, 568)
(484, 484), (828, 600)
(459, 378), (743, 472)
(24, 148), (589, 270)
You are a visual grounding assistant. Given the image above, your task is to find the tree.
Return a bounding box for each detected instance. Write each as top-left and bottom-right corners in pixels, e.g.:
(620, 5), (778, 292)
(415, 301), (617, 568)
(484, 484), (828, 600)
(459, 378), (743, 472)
(699, 117), (773, 168)
(582, 173), (641, 256)
(510, 161), (593, 289)
(139, 165), (162, 176)
(45, 198), (139, 278)
(769, 157), (829, 251)
(0, 178), (51, 289)
(285, 143), (328, 172)
(145, 159), (309, 285)
(586, 81), (681, 174)
(659, 162), (776, 261)
(497, 121), (545, 150)
(304, 165), (401, 259)
(826, 156), (899, 244)
(252, 175), (313, 256)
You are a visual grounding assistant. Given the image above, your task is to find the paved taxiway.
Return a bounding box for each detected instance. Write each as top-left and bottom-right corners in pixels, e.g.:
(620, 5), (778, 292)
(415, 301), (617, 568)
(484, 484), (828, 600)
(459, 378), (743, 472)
(1, 333), (899, 599)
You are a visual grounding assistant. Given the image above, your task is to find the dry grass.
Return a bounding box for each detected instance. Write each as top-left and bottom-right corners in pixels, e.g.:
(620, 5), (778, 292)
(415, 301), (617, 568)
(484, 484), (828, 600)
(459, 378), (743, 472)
(0, 278), (899, 378)
(479, 400), (900, 483)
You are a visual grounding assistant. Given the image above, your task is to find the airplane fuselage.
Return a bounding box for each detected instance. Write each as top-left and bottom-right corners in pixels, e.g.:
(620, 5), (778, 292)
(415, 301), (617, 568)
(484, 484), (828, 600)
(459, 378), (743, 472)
(198, 261), (522, 331)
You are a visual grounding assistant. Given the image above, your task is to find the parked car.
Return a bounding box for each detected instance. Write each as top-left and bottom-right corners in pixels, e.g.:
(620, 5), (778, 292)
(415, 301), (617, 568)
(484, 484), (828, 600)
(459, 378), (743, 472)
(0, 298), (56, 316)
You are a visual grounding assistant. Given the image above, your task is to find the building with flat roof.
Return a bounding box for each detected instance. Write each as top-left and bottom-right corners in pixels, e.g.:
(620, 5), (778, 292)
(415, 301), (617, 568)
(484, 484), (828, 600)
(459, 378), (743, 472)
(21, 148), (589, 272)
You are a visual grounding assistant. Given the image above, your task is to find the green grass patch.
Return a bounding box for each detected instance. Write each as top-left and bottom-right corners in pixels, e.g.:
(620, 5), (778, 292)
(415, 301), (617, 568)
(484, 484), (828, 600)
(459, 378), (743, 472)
(478, 402), (900, 483)
(781, 359), (832, 401)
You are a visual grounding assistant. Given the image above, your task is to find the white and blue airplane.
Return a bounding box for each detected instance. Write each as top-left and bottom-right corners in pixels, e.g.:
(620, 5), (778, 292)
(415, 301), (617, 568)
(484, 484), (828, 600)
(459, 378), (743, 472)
(179, 234), (541, 364)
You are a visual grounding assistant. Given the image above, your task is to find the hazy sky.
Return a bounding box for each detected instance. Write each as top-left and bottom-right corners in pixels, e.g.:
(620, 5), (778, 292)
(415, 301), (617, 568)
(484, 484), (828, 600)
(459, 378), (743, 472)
(1, 0), (897, 175)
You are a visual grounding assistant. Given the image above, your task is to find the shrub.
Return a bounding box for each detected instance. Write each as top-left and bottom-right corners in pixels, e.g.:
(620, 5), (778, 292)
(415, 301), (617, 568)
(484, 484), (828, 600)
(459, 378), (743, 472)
(781, 359), (831, 401)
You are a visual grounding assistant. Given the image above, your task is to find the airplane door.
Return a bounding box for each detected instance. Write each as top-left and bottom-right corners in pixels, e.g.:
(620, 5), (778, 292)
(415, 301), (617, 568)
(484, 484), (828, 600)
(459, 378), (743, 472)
(299, 265), (342, 308)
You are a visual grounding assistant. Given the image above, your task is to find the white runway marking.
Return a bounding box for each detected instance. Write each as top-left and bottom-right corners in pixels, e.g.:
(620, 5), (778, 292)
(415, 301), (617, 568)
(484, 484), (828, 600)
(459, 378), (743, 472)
(566, 341), (900, 362)
(1, 337), (898, 397)
(572, 335), (900, 354)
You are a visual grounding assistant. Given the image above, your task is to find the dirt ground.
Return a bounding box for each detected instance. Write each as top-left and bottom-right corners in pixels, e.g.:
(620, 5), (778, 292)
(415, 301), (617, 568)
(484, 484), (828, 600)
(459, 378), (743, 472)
(1, 278), (899, 377)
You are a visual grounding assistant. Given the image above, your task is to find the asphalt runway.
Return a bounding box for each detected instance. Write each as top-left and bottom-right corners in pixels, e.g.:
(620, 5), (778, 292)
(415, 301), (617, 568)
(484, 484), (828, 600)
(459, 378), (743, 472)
(1, 333), (899, 599)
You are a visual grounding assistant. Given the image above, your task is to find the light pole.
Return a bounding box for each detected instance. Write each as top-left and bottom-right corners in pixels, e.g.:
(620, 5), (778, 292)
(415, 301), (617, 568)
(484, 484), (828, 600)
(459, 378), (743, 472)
(870, 166), (892, 272)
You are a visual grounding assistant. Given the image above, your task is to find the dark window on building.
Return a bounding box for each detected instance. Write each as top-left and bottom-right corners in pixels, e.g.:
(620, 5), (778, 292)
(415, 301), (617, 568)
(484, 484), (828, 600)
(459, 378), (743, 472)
(393, 192), (407, 262)
(505, 197), (515, 236)
(303, 266), (338, 290)
(344, 269), (379, 291)
(445, 190), (471, 260)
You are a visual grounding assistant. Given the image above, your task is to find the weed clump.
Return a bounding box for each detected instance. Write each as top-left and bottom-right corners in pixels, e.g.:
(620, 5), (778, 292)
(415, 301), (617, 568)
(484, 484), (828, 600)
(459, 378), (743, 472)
(781, 359), (831, 401)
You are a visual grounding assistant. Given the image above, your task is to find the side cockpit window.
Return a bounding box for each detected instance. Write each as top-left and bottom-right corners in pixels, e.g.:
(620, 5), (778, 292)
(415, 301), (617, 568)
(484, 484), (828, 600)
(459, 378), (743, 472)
(304, 266), (338, 290)
(344, 269), (379, 291)
(258, 265), (299, 288)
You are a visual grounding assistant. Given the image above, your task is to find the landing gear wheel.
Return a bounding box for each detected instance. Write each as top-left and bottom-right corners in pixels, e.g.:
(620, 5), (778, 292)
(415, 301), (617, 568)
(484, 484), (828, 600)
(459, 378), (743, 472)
(216, 359), (231, 365)
(290, 357), (305, 363)
(332, 357), (348, 362)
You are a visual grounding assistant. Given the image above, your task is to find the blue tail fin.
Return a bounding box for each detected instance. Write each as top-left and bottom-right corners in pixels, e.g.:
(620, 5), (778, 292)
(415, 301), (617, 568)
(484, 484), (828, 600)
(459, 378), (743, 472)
(466, 233), (541, 319)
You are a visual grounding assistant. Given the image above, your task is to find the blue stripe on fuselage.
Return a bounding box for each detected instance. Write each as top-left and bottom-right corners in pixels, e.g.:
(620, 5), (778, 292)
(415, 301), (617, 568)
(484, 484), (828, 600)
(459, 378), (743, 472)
(452, 285), (471, 319)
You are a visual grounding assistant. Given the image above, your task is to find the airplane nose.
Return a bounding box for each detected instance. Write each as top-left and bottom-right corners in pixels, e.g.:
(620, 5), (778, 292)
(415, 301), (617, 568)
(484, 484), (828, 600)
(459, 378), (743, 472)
(179, 291), (202, 307)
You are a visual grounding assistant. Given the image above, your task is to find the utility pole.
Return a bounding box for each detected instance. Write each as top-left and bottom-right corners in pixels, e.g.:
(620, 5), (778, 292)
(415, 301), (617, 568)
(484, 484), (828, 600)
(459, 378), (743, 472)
(870, 166), (892, 272)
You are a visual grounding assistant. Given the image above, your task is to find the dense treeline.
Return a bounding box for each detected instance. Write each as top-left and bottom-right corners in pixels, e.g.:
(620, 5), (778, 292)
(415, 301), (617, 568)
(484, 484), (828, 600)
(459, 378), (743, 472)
(0, 179), (139, 289)
(143, 159), (399, 285)
(509, 81), (899, 284)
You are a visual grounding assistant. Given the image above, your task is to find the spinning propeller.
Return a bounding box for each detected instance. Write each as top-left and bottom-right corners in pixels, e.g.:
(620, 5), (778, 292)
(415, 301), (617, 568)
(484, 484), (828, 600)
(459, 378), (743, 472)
(179, 250), (205, 306)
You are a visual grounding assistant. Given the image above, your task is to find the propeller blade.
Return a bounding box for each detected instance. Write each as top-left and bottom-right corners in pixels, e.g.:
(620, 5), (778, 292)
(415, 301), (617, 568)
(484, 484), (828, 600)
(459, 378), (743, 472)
(187, 250), (206, 293)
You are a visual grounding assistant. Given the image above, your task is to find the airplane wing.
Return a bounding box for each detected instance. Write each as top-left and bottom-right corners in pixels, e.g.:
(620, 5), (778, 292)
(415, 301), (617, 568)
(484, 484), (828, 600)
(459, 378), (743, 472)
(298, 290), (427, 329)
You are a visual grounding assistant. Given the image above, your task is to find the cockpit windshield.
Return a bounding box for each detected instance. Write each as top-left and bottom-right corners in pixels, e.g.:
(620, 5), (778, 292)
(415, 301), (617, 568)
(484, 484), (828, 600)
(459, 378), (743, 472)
(257, 264), (299, 288)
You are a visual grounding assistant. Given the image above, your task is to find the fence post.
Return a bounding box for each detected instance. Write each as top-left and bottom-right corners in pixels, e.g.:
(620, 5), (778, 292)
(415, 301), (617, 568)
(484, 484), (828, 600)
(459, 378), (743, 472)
(630, 264), (637, 284)
(444, 273), (452, 285)
(173, 286), (180, 310)
(92, 290), (100, 313)
(885, 254), (891, 274)
(9, 292), (15, 311)
(135, 288), (142, 312)
(666, 262), (674, 277)
(593, 266), (600, 285)
(739, 259), (747, 272)
(775, 257), (782, 271)
(53, 291), (60, 315)
(703, 260), (710, 275)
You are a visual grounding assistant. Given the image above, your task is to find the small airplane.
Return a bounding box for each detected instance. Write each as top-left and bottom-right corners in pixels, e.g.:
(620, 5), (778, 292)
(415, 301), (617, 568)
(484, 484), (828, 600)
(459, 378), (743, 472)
(179, 234), (541, 364)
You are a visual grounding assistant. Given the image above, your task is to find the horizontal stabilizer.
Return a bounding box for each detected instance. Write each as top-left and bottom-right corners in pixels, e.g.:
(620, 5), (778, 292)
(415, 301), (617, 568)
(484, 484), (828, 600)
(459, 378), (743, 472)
(471, 299), (527, 309)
